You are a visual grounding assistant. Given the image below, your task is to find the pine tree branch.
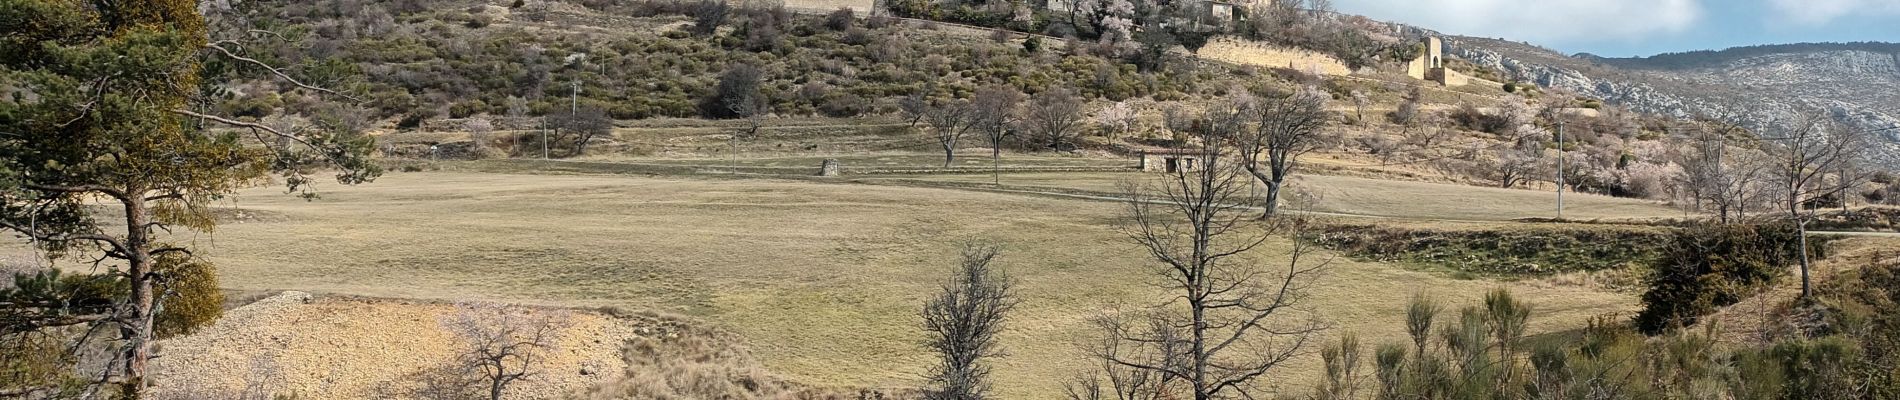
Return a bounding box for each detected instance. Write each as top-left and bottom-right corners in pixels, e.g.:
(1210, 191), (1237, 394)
(204, 41), (362, 102)
(0, 220), (128, 256)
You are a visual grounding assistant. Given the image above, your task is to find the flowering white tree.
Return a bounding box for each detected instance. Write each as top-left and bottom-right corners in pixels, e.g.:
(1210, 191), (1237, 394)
(1096, 101), (1138, 138)
(1499, 95), (1536, 139)
(465, 115), (495, 151)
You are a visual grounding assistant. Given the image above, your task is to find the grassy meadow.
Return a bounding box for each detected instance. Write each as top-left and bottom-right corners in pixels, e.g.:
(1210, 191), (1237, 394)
(141, 171), (1640, 397)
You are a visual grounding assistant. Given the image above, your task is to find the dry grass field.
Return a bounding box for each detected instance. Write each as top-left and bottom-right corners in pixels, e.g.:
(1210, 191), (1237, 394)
(861, 171), (1686, 221)
(115, 171), (1638, 397)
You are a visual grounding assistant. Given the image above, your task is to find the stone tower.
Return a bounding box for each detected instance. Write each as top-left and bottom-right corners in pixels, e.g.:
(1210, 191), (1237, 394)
(1407, 37), (1465, 86)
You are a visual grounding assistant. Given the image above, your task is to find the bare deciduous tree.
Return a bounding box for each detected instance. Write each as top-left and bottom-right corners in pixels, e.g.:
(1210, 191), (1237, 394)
(1349, 90), (1368, 123)
(972, 86), (1024, 185)
(1024, 88), (1088, 150)
(1675, 124), (1770, 224)
(922, 245), (1018, 400)
(439, 302), (572, 400)
(506, 96), (530, 120)
(1401, 112), (1452, 150)
(717, 64), (769, 139)
(1764, 112), (1867, 299)
(1475, 142), (1543, 189)
(1231, 87), (1332, 217)
(1097, 128), (1329, 400)
(550, 106), (612, 156)
(1306, 0), (1334, 19)
(1068, 317), (1178, 400)
(901, 91), (931, 128)
(1162, 104), (1199, 147)
(690, 0), (730, 36)
(926, 100), (979, 168)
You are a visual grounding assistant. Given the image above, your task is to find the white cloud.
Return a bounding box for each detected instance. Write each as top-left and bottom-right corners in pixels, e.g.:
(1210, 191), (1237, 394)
(1332, 0), (1704, 44)
(1768, 0), (1900, 25)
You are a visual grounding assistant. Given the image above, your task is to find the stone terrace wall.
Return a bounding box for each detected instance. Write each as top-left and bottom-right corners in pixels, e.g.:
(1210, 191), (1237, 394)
(1197, 36), (1352, 76)
(784, 0), (875, 12)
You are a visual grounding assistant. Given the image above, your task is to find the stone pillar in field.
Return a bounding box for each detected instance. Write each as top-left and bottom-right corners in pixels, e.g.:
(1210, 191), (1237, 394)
(818, 159), (841, 176)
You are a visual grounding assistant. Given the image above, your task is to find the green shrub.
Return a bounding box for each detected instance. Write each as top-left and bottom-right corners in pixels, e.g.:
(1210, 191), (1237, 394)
(823, 7), (853, 31)
(223, 95), (277, 119)
(397, 112), (430, 130)
(1450, 102), (1512, 134)
(1635, 223), (1807, 334)
(1815, 258), (1900, 397)
(448, 100), (489, 119)
(1747, 337), (1866, 399)
(464, 14), (491, 29)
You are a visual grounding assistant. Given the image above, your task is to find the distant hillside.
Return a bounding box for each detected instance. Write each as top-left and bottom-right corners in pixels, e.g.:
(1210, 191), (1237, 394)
(1435, 37), (1900, 168)
(1582, 42), (1900, 71)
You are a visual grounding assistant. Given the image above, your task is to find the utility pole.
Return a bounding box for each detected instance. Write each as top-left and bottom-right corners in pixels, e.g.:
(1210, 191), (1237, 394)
(1556, 119), (1565, 220)
(566, 81), (579, 158)
(541, 116), (548, 159)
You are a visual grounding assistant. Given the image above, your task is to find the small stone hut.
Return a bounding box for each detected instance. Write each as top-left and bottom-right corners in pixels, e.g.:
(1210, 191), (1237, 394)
(1139, 149), (1216, 173)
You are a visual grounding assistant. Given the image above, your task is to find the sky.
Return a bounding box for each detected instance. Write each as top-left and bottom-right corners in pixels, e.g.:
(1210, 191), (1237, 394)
(1330, 0), (1900, 57)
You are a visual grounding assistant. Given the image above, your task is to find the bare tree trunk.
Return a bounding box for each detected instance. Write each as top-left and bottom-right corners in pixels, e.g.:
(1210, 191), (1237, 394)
(1789, 187), (1814, 300)
(1244, 163), (1279, 219)
(1262, 181), (1283, 218)
(1798, 219), (1812, 300)
(120, 192), (155, 392)
(993, 147), (1002, 186)
(1191, 301), (1209, 400)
